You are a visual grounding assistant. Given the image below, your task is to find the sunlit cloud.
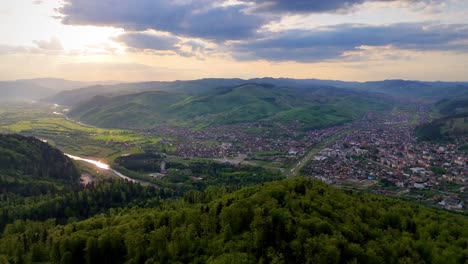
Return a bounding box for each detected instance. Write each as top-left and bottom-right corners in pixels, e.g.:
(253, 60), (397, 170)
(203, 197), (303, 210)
(0, 0), (467, 81)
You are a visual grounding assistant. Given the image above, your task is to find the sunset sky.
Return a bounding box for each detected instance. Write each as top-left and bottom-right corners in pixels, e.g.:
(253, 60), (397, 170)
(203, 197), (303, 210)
(1, 0), (467, 82)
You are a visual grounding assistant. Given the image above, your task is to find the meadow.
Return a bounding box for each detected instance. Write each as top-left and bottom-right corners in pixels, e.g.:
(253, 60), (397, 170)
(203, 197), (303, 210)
(0, 104), (163, 161)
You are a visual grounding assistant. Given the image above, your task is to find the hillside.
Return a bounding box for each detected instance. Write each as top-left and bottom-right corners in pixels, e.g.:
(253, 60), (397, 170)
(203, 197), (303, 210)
(0, 134), (80, 196)
(416, 96), (468, 141)
(1, 178), (466, 263)
(46, 78), (468, 107)
(68, 91), (184, 128)
(0, 81), (55, 102)
(356, 80), (468, 100)
(0, 78), (120, 102)
(45, 79), (246, 106)
(69, 84), (391, 129)
(0, 134), (79, 181)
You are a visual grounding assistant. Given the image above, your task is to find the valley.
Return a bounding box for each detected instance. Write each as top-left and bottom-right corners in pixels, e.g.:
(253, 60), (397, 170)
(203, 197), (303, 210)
(2, 1), (468, 262)
(0, 78), (467, 264)
(0, 90), (465, 213)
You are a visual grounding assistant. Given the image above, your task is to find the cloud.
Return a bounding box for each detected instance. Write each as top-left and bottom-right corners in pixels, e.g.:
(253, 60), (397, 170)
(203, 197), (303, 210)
(115, 32), (213, 58)
(59, 0), (266, 41)
(0, 39), (63, 55)
(0, 44), (30, 55)
(33, 37), (63, 50)
(115, 32), (179, 51)
(230, 23), (468, 62)
(239, 0), (438, 13)
(57, 0), (467, 64)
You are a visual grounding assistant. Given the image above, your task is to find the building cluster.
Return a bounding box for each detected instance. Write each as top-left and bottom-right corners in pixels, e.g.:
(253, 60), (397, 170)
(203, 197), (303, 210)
(145, 123), (346, 159)
(302, 109), (467, 211)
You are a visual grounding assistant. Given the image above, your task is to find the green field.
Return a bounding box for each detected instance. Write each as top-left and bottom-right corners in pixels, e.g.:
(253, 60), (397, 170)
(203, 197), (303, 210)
(0, 106), (161, 161)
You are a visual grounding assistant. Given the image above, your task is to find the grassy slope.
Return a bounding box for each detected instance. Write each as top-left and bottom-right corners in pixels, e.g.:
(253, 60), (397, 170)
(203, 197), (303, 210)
(70, 84), (392, 129)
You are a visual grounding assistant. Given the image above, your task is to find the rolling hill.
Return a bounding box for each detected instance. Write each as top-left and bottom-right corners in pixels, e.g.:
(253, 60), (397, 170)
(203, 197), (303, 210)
(355, 80), (468, 100)
(46, 78), (468, 107)
(0, 81), (55, 102)
(416, 95), (468, 141)
(0, 78), (121, 102)
(45, 79), (247, 106)
(69, 83), (392, 129)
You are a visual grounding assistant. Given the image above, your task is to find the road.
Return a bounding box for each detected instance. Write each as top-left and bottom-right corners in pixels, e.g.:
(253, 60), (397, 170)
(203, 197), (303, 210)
(286, 129), (350, 177)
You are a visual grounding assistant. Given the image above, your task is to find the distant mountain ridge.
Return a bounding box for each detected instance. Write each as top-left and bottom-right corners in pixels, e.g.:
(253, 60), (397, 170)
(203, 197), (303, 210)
(45, 78), (468, 107)
(0, 78), (122, 102)
(69, 83), (392, 129)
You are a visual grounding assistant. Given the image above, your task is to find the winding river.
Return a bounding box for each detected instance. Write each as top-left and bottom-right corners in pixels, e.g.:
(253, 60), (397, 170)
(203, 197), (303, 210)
(65, 154), (139, 183)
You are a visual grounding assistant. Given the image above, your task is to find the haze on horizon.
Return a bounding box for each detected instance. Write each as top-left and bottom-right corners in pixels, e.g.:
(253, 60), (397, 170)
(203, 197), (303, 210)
(0, 0), (467, 82)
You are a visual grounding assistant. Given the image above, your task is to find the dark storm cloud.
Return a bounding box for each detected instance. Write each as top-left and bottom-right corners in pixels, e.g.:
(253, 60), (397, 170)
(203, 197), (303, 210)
(59, 0), (266, 41)
(231, 23), (468, 62)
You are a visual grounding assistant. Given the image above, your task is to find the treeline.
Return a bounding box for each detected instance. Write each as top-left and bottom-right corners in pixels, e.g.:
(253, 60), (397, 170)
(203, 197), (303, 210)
(114, 158), (285, 192)
(1, 178), (467, 264)
(115, 153), (166, 173)
(0, 179), (176, 232)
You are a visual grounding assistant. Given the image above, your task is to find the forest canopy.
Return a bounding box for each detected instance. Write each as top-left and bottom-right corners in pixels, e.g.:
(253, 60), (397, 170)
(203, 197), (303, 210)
(1, 178), (467, 264)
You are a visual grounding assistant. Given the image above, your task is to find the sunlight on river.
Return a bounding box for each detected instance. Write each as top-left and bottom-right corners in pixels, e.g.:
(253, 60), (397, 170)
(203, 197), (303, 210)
(65, 154), (110, 170)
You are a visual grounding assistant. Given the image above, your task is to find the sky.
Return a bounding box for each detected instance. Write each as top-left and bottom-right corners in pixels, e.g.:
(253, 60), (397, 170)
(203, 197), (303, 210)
(0, 0), (467, 82)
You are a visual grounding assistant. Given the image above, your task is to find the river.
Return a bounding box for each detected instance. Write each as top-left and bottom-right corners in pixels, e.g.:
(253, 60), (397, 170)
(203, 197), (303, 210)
(65, 154), (139, 183)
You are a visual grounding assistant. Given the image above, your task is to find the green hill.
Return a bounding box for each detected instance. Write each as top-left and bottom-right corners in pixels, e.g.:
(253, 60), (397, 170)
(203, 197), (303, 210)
(356, 80), (468, 101)
(0, 134), (80, 196)
(416, 96), (468, 141)
(67, 91), (183, 129)
(46, 78), (468, 107)
(0, 134), (79, 182)
(1, 178), (466, 263)
(436, 96), (468, 115)
(46, 79), (246, 106)
(69, 84), (391, 129)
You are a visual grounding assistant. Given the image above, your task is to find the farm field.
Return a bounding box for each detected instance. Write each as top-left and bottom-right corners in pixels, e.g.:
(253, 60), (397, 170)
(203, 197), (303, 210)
(0, 103), (161, 162)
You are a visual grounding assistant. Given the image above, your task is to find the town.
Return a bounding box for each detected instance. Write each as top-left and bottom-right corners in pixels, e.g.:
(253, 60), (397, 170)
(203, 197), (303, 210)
(137, 106), (466, 211)
(302, 107), (466, 211)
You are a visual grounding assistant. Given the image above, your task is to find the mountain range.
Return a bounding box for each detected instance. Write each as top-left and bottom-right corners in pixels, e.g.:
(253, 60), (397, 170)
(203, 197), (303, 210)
(2, 77), (468, 130)
(67, 83), (392, 129)
(45, 78), (468, 107)
(0, 78), (121, 102)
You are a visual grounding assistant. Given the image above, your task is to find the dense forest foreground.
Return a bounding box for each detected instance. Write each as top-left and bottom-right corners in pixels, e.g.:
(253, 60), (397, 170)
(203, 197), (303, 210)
(1, 178), (467, 264)
(0, 134), (466, 264)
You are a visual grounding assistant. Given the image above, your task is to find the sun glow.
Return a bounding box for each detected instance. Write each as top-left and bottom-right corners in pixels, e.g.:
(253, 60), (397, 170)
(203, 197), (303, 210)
(65, 154), (111, 170)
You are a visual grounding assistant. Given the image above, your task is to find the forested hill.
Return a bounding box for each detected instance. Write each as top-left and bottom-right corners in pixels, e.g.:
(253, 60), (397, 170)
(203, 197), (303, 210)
(0, 134), (79, 183)
(69, 84), (391, 129)
(2, 178), (466, 263)
(416, 96), (468, 141)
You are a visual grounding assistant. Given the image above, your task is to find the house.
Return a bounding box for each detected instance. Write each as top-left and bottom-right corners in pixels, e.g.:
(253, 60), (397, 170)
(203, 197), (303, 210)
(439, 197), (464, 210)
(410, 167), (426, 175)
(288, 149), (299, 155)
(413, 182), (426, 189)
